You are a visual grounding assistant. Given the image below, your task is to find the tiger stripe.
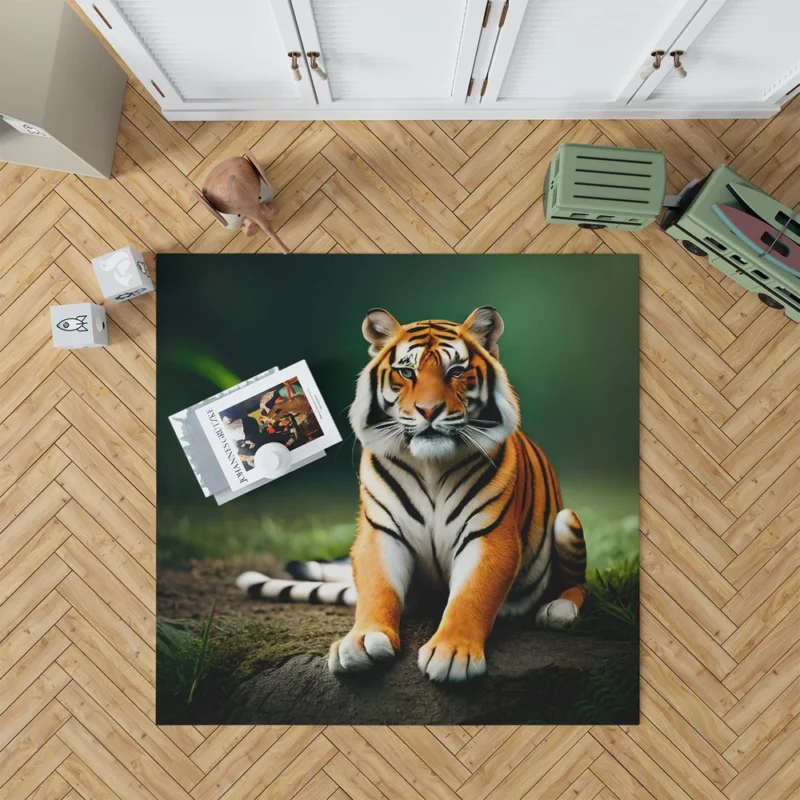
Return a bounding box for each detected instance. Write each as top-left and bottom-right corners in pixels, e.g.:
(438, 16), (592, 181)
(236, 571), (357, 606)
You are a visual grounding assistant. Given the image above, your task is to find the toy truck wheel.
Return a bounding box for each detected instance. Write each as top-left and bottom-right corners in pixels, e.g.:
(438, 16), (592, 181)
(758, 293), (784, 310)
(681, 240), (707, 257)
(578, 223), (606, 229)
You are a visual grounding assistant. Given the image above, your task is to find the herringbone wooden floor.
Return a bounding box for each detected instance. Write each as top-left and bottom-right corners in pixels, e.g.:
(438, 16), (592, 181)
(3, 51), (800, 796)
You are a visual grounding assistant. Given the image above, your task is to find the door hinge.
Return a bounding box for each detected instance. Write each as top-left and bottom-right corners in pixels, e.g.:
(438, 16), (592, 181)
(499, 1), (509, 27)
(482, 0), (492, 27)
(467, 78), (474, 97)
(480, 78), (488, 97)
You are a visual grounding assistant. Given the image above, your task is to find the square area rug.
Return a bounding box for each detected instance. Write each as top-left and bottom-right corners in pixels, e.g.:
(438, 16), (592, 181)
(156, 254), (640, 725)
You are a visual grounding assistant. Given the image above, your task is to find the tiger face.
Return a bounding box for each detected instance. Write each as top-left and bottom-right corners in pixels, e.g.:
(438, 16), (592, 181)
(350, 306), (520, 461)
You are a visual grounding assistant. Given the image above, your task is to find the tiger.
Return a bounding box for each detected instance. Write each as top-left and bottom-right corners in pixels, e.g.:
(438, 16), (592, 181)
(237, 306), (587, 683)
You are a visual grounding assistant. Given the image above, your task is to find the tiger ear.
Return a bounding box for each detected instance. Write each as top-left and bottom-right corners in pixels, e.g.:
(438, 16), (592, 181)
(463, 306), (504, 358)
(363, 308), (402, 357)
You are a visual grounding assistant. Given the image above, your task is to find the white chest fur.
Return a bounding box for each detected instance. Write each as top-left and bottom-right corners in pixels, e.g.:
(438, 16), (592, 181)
(361, 452), (495, 586)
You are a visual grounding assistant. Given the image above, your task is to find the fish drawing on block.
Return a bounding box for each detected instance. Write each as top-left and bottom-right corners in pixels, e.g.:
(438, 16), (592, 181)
(56, 315), (89, 332)
(713, 204), (800, 278)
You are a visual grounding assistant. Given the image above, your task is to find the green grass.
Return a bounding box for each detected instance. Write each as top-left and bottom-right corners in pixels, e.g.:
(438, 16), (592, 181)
(580, 511), (639, 572)
(573, 557), (639, 642)
(568, 667), (639, 724)
(158, 508), (639, 571)
(156, 603), (216, 717)
(156, 610), (350, 722)
(157, 511), (355, 568)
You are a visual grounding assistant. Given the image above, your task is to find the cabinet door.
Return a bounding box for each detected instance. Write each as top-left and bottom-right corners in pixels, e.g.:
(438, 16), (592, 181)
(634, 0), (800, 108)
(77, 0), (316, 113)
(480, 0), (705, 109)
(290, 0), (486, 109)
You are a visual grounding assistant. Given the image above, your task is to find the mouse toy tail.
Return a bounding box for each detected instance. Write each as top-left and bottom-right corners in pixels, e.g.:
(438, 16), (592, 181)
(255, 213), (290, 254)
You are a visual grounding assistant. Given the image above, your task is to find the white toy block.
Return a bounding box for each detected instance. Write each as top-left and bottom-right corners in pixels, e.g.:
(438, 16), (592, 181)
(91, 246), (154, 302)
(51, 303), (108, 349)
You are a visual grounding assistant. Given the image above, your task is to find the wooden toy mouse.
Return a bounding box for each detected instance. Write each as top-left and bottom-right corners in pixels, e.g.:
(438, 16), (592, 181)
(195, 148), (289, 254)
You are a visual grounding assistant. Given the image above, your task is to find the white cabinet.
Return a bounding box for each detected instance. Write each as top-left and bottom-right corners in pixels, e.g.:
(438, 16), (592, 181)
(290, 0), (486, 109)
(479, 0), (706, 108)
(76, 0), (800, 120)
(634, 0), (800, 108)
(82, 0), (317, 112)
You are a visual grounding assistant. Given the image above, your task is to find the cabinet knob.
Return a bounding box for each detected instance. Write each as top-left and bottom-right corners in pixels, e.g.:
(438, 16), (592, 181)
(670, 50), (687, 79)
(288, 52), (302, 81)
(640, 50), (665, 80)
(307, 52), (328, 81)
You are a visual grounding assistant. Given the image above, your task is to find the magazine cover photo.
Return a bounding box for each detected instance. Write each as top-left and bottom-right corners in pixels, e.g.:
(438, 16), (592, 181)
(219, 374), (321, 467)
(156, 254), (640, 726)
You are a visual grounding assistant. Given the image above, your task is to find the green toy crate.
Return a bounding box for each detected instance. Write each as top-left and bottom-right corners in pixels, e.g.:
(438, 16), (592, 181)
(544, 143), (667, 231)
(661, 164), (800, 323)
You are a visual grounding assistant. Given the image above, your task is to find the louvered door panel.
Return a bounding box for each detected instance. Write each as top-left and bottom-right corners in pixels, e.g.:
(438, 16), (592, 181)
(77, 0), (316, 111)
(115, 0), (297, 100)
(648, 0), (800, 102)
(493, 0), (693, 103)
(291, 0), (485, 105)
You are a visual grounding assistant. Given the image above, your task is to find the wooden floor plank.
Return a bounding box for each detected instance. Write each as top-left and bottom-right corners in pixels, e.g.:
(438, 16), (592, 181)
(190, 726), (288, 800)
(2, 69), (800, 800)
(116, 115), (201, 212)
(329, 121), (469, 246)
(55, 426), (154, 535)
(0, 698), (71, 789)
(399, 121), (469, 175)
(0, 162), (36, 206)
(30, 769), (72, 800)
(122, 85), (202, 176)
(111, 147), (203, 249)
(640, 680), (737, 789)
(0, 734), (70, 800)
(0, 591), (70, 684)
(0, 193), (69, 279)
(56, 718), (158, 800)
(365, 120), (469, 210)
(322, 137), (454, 253)
(342, 726), (455, 800)
(641, 500), (735, 608)
(0, 228), (68, 317)
(57, 681), (191, 800)
(57, 571), (153, 682)
(0, 169), (65, 244)
(56, 392), (154, 504)
(723, 545), (800, 662)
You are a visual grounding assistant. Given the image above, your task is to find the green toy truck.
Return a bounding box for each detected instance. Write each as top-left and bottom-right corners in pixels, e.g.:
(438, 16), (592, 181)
(544, 142), (800, 322)
(660, 164), (800, 323)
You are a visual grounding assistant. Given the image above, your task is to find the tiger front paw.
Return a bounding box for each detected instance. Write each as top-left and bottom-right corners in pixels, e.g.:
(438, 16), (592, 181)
(418, 632), (486, 683)
(328, 627), (399, 675)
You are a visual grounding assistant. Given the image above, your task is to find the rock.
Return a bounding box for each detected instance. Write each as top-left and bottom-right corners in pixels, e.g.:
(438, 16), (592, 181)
(220, 615), (638, 725)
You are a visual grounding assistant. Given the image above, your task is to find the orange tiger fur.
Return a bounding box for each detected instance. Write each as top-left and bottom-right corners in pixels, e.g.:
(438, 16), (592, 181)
(329, 306), (587, 683)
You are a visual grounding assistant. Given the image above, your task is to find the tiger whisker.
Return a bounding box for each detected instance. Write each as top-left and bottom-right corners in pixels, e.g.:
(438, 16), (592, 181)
(362, 423), (404, 447)
(465, 424), (502, 447)
(459, 430), (496, 468)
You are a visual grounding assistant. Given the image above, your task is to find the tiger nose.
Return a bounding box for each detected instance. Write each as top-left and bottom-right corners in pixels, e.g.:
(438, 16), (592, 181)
(415, 403), (444, 422)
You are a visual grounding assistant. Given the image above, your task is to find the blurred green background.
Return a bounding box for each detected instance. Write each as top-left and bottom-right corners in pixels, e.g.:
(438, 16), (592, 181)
(156, 254), (640, 572)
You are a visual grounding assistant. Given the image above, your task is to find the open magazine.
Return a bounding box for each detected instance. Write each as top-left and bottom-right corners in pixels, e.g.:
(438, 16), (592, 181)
(169, 361), (341, 504)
